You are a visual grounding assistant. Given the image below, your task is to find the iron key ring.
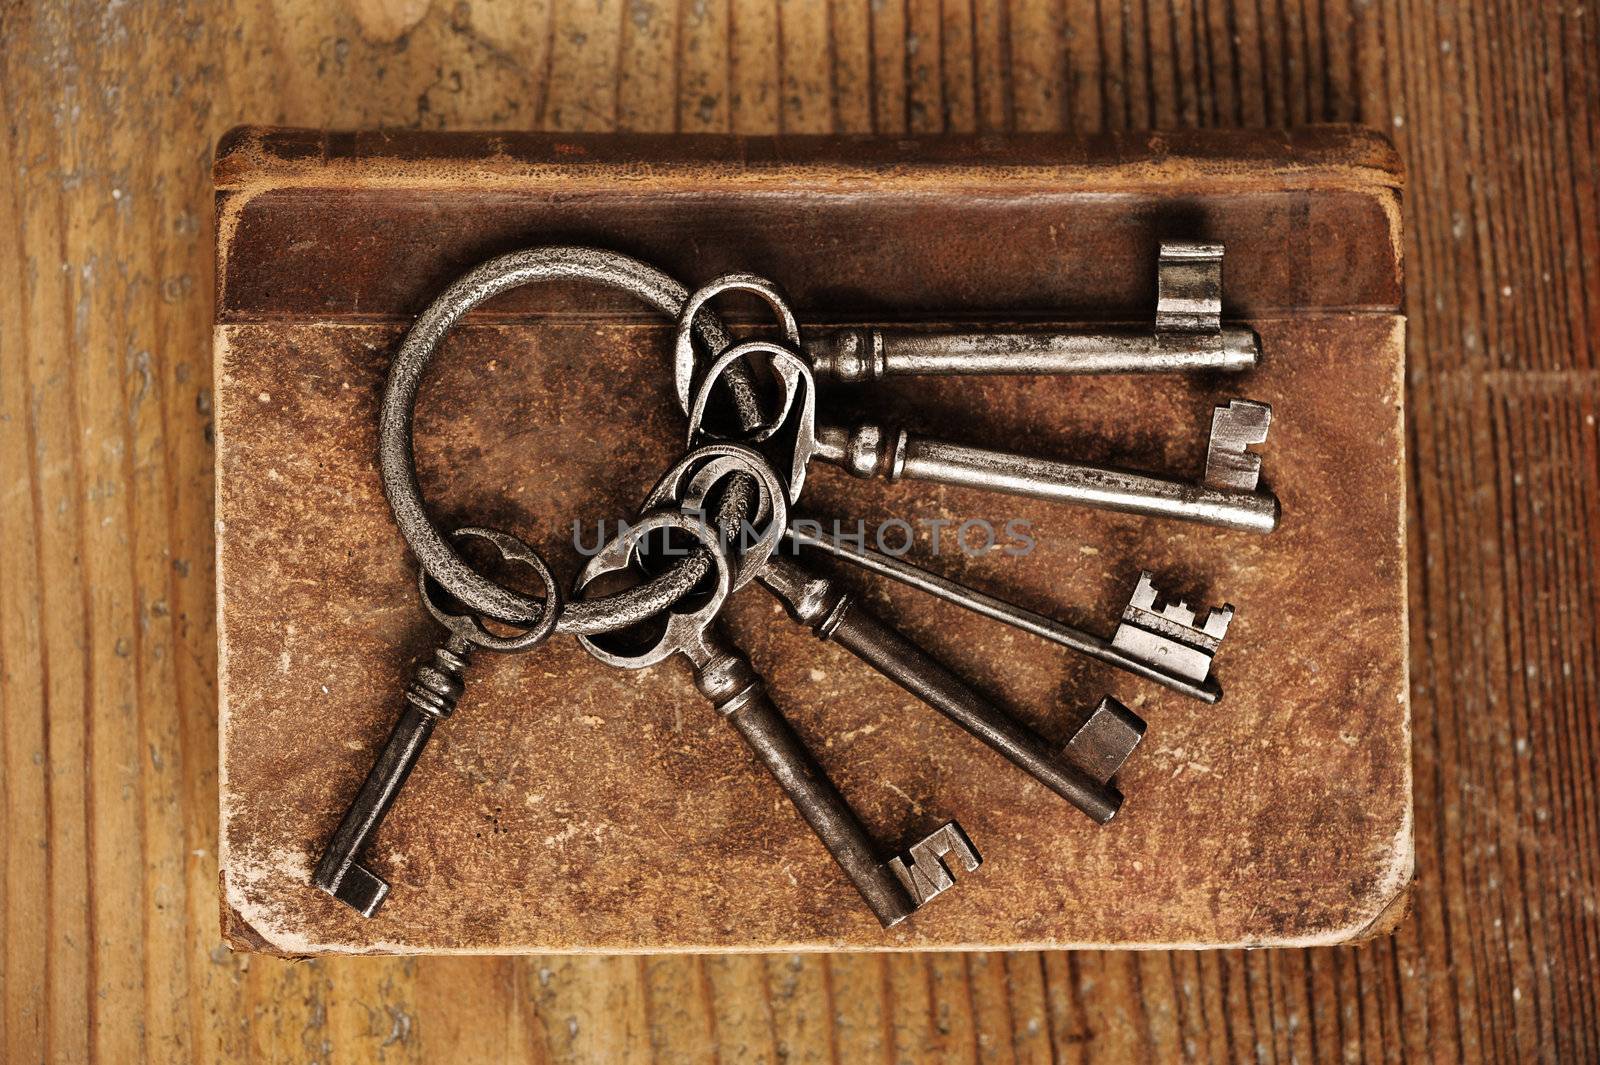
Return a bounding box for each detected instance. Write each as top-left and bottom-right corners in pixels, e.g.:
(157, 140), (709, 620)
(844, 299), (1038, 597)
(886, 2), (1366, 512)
(379, 246), (770, 635)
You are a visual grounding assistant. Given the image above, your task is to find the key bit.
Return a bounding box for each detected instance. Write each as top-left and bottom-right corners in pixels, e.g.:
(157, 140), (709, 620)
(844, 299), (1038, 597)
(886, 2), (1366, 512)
(1155, 241), (1224, 334)
(888, 823), (982, 906)
(1062, 695), (1147, 784)
(1204, 399), (1273, 492)
(1110, 573), (1234, 685)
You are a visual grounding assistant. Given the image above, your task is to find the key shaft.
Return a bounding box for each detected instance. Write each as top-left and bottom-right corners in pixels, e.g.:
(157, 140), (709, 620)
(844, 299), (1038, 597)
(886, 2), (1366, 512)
(807, 325), (1258, 383)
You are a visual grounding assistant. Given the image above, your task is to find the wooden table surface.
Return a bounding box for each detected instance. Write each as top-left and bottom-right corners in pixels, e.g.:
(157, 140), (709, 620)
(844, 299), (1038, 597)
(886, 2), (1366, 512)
(1, 1), (1594, 1062)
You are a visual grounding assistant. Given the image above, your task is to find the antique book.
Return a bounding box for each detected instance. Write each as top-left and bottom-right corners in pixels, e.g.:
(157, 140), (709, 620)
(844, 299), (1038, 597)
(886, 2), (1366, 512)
(215, 126), (1410, 954)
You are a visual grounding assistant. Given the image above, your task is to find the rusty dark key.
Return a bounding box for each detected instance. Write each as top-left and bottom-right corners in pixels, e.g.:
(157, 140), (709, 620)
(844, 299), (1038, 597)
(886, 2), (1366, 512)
(312, 527), (559, 917)
(794, 531), (1234, 703)
(577, 510), (980, 928)
(758, 557), (1145, 823)
(312, 636), (472, 916)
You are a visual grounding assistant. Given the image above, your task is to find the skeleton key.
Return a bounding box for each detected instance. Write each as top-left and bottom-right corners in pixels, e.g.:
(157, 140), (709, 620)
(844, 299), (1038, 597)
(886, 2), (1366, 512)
(812, 398), (1277, 533)
(758, 556), (1143, 822)
(576, 509), (980, 927)
(796, 528), (1234, 702)
(643, 446), (1143, 822)
(312, 527), (560, 917)
(806, 242), (1258, 382)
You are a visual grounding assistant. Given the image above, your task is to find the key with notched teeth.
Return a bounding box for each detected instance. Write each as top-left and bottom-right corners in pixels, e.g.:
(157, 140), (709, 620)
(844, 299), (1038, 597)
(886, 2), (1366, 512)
(811, 397), (1279, 534)
(795, 528), (1235, 703)
(576, 508), (981, 928)
(802, 241), (1259, 383)
(758, 556), (1144, 823)
(312, 527), (560, 917)
(1109, 573), (1234, 686)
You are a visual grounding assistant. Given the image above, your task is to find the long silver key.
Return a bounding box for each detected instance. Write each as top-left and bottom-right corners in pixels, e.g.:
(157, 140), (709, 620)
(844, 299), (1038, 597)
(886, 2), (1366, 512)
(576, 509), (980, 928)
(812, 398), (1278, 533)
(796, 528), (1233, 702)
(806, 242), (1257, 382)
(313, 527), (559, 916)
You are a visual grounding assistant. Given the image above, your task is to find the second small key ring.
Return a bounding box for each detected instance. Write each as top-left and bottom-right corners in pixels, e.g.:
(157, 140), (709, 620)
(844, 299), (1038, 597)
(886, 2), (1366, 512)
(574, 509), (732, 670)
(639, 443), (789, 591)
(684, 342), (818, 504)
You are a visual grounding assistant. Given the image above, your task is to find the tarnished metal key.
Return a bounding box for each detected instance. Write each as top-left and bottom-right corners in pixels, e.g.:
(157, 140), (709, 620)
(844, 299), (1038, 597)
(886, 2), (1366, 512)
(811, 398), (1278, 533)
(312, 528), (559, 917)
(759, 556), (1144, 822)
(796, 529), (1234, 702)
(577, 510), (980, 928)
(806, 242), (1258, 382)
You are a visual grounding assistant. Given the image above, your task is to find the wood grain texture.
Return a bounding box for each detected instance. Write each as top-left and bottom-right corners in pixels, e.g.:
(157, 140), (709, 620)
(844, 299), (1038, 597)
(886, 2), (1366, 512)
(0, 0), (1593, 1061)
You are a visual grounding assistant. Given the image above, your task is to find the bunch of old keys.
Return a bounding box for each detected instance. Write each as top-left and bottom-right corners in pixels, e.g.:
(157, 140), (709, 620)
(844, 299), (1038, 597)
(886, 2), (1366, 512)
(312, 241), (1277, 927)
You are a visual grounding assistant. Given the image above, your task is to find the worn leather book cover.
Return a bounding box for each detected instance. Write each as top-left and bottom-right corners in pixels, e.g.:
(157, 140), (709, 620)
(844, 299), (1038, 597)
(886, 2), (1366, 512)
(214, 127), (1410, 955)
